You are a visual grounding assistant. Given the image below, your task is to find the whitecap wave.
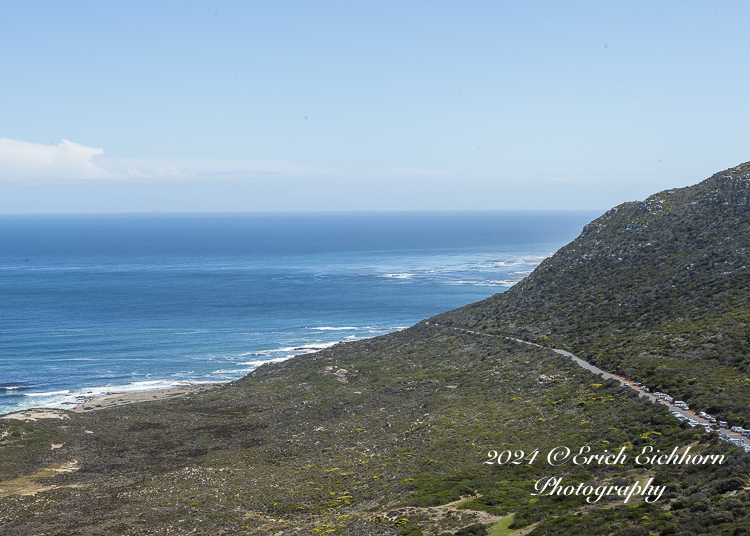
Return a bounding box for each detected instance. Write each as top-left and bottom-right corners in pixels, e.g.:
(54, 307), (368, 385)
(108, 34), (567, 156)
(486, 279), (523, 286)
(237, 341), (341, 359)
(237, 355), (294, 367)
(486, 255), (550, 269)
(448, 279), (523, 287)
(211, 368), (254, 375)
(308, 326), (360, 331)
(104, 379), (217, 393)
(25, 390), (71, 397)
(0, 379), (222, 413)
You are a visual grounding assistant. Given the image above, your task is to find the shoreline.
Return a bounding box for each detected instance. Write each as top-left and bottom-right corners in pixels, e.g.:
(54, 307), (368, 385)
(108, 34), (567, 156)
(0, 340), (359, 419)
(71, 383), (221, 412)
(1, 341), (367, 418)
(1, 383), (222, 421)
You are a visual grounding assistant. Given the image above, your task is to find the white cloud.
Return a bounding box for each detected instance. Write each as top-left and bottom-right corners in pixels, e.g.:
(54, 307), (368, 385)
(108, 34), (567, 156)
(155, 166), (185, 178)
(0, 138), (461, 185)
(0, 138), (706, 212)
(97, 155), (335, 180)
(126, 167), (148, 178)
(0, 138), (114, 181)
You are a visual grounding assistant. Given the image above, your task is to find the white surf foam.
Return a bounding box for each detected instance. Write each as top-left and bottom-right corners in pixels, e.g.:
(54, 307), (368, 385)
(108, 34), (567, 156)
(4, 324), (409, 413)
(25, 390), (71, 397)
(486, 279), (523, 286)
(237, 355), (295, 367)
(237, 341), (342, 359)
(308, 326), (360, 331)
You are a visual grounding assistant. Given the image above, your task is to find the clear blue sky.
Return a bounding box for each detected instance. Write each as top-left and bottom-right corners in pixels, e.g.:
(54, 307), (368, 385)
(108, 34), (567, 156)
(1, 1), (748, 212)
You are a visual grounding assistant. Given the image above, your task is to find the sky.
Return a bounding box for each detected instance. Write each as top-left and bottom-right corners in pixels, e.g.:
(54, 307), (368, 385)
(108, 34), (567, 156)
(1, 1), (749, 212)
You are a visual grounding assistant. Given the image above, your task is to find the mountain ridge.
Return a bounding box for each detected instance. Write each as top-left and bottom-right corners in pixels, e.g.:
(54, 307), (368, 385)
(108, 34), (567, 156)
(435, 161), (750, 426)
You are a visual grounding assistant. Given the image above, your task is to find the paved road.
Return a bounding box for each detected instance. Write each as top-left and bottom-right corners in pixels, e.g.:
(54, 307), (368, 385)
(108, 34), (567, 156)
(511, 339), (749, 447)
(427, 323), (749, 448)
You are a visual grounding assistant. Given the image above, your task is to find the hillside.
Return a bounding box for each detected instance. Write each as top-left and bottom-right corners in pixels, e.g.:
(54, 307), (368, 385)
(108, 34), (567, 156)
(2, 163), (750, 535)
(5, 325), (747, 535)
(436, 161), (750, 427)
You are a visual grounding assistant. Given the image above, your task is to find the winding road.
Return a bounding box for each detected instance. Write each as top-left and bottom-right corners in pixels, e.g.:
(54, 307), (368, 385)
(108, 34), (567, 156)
(426, 321), (749, 448)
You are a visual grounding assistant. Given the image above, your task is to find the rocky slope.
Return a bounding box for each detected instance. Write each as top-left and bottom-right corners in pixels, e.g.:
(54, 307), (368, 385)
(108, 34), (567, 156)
(436, 161), (750, 427)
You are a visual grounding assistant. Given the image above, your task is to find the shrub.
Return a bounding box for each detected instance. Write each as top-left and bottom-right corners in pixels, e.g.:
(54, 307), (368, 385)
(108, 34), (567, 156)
(454, 524), (487, 536)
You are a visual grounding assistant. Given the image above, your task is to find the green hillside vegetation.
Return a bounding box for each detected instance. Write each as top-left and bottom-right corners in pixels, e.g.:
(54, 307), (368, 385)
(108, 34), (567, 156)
(2, 326), (748, 535)
(436, 161), (750, 428)
(2, 163), (750, 535)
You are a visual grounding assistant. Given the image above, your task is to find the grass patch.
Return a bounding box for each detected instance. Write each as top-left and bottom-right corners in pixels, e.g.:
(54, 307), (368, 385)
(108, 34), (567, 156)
(489, 517), (514, 536)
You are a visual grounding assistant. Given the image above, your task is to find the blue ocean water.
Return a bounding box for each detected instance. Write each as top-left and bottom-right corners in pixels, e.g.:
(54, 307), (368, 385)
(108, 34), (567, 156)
(0, 211), (599, 414)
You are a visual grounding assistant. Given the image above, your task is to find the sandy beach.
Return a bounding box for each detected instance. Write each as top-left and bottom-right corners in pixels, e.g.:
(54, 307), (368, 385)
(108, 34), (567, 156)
(71, 383), (220, 412)
(1, 383), (221, 421)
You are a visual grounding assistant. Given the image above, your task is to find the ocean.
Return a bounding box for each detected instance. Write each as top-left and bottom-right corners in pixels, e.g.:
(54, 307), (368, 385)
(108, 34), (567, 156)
(0, 211), (599, 414)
